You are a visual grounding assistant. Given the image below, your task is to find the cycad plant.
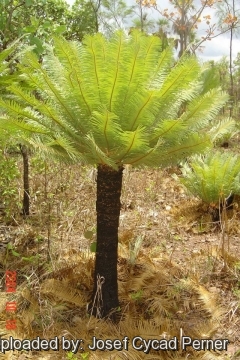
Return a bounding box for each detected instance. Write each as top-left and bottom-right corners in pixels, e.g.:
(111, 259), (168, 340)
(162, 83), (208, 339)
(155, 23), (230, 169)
(0, 30), (228, 319)
(181, 151), (240, 220)
(208, 117), (238, 147)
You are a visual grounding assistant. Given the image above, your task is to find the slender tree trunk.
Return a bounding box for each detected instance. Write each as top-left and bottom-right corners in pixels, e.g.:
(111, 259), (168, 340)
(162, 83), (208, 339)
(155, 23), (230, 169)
(224, 0), (235, 117)
(19, 144), (30, 217)
(89, 164), (123, 321)
(229, 25), (234, 117)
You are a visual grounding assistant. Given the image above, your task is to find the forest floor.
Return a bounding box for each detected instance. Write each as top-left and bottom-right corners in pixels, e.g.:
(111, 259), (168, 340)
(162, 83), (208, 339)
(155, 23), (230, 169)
(0, 156), (240, 359)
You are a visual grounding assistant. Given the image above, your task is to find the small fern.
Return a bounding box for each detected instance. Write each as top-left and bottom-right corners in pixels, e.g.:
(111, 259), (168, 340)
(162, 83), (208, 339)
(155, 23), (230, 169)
(180, 151), (240, 204)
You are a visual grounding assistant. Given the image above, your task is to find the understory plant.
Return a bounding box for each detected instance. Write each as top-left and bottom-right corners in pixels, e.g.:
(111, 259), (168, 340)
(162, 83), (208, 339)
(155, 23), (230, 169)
(208, 117), (238, 146)
(180, 151), (240, 206)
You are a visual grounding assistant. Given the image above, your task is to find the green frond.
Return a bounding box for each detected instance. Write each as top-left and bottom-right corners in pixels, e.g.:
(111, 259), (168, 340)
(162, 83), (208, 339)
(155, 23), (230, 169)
(156, 133), (211, 167)
(155, 57), (201, 116)
(208, 117), (237, 143)
(148, 46), (174, 89)
(0, 41), (19, 70)
(0, 45), (16, 65)
(149, 119), (187, 145)
(90, 108), (123, 153)
(117, 126), (150, 163)
(42, 135), (86, 163)
(0, 92), (82, 147)
(0, 41), (22, 94)
(127, 133), (210, 167)
(162, 57), (200, 96)
(104, 31), (129, 112)
(18, 56), (92, 134)
(104, 32), (161, 121)
(123, 90), (158, 131)
(85, 134), (118, 169)
(180, 89), (229, 129)
(50, 38), (98, 116)
(129, 31), (164, 86)
(27, 133), (86, 164)
(81, 32), (107, 106)
(200, 62), (220, 93)
(0, 115), (48, 135)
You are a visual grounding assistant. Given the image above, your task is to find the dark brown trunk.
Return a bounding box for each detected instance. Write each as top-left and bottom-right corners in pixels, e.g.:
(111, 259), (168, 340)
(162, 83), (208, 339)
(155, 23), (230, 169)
(19, 144), (30, 217)
(89, 164), (123, 321)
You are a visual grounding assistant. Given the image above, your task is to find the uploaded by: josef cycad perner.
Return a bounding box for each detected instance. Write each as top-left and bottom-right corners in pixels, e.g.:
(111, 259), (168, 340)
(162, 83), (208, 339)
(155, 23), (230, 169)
(88, 336), (229, 353)
(0, 336), (229, 354)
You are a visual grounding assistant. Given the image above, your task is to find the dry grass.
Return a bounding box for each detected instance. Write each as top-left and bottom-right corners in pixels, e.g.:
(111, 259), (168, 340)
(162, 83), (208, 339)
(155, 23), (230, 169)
(0, 157), (240, 359)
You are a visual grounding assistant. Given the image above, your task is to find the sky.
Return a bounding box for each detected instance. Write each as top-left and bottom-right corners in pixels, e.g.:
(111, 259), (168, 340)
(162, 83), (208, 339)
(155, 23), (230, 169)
(65, 0), (240, 62)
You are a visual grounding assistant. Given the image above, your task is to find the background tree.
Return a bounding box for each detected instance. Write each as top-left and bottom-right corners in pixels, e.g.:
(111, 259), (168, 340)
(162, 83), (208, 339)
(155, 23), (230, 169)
(137, 0), (240, 57)
(98, 0), (134, 35)
(66, 0), (99, 41)
(133, 0), (156, 33)
(216, 0), (240, 117)
(0, 31), (228, 319)
(233, 52), (240, 116)
(213, 57), (229, 115)
(207, 53), (240, 119)
(153, 18), (171, 50)
(66, 0), (134, 39)
(170, 0), (196, 57)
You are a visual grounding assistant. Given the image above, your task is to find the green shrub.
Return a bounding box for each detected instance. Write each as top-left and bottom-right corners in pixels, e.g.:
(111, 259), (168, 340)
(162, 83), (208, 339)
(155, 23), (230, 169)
(208, 117), (238, 146)
(180, 151), (240, 205)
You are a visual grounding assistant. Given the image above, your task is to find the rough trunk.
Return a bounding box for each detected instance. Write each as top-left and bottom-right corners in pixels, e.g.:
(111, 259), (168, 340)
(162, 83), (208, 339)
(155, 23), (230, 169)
(89, 164), (123, 321)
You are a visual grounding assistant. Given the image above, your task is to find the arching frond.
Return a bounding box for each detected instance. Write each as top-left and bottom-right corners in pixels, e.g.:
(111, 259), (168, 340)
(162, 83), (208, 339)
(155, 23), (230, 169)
(128, 133), (210, 167)
(0, 30), (227, 168)
(208, 117), (237, 143)
(180, 89), (229, 129)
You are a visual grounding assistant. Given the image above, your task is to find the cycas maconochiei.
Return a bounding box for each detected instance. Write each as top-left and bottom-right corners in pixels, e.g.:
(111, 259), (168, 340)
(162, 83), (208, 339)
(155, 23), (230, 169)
(0, 30), (228, 320)
(181, 152), (240, 223)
